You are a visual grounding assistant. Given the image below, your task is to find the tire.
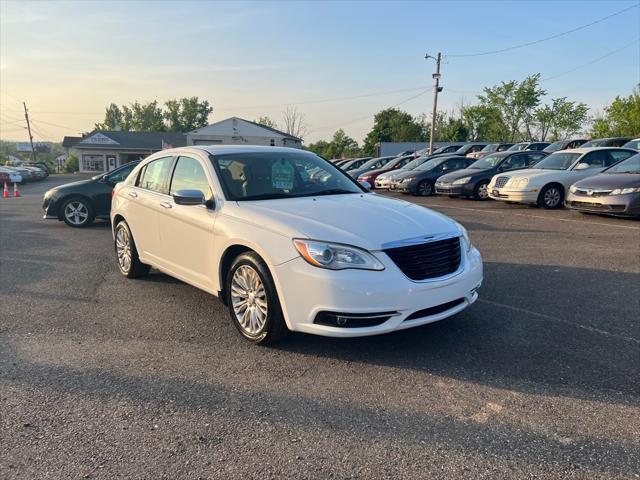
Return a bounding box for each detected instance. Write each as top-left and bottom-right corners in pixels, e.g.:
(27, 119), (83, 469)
(61, 197), (95, 228)
(226, 252), (288, 345)
(416, 180), (434, 197)
(114, 220), (150, 278)
(473, 181), (490, 200)
(537, 184), (564, 209)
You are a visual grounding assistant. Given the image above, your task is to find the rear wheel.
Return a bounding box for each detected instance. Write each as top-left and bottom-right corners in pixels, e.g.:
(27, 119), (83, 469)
(417, 180), (434, 196)
(114, 221), (150, 278)
(62, 197), (95, 227)
(474, 181), (490, 200)
(226, 252), (288, 344)
(538, 184), (564, 209)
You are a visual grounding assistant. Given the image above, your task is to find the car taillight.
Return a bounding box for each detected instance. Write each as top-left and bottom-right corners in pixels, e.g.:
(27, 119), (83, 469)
(111, 188), (116, 199)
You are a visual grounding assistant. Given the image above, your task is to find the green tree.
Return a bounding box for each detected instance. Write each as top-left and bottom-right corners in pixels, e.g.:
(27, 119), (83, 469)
(95, 103), (125, 130)
(591, 85), (640, 137)
(64, 154), (79, 173)
(478, 74), (546, 141)
(461, 104), (506, 142)
(307, 139), (330, 157)
(121, 101), (166, 131)
(325, 129), (360, 159)
(254, 116), (279, 129)
(535, 97), (588, 141)
(164, 97), (213, 132)
(362, 108), (424, 156)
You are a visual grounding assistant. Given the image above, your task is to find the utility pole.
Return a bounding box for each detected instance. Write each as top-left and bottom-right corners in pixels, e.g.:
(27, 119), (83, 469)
(425, 52), (442, 154)
(23, 102), (37, 163)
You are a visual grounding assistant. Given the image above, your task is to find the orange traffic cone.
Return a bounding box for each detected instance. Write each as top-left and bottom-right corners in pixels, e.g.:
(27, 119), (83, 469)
(2, 181), (10, 198)
(13, 182), (20, 198)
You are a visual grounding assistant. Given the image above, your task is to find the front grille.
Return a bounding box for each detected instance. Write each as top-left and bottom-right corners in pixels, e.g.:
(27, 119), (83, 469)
(384, 237), (461, 281)
(570, 201), (625, 211)
(405, 298), (466, 321)
(494, 176), (510, 188)
(574, 188), (613, 197)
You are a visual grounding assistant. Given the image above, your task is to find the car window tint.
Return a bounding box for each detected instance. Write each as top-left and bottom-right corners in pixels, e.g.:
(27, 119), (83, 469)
(445, 158), (464, 170)
(503, 154), (527, 170)
(170, 156), (213, 200)
(107, 163), (136, 183)
(138, 156), (173, 194)
(526, 153), (546, 165)
(579, 150), (609, 168)
(607, 150), (634, 165)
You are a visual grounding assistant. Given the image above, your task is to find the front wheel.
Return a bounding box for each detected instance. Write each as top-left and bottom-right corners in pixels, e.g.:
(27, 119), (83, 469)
(114, 221), (150, 278)
(62, 197), (95, 227)
(474, 181), (490, 200)
(538, 184), (564, 209)
(417, 180), (434, 196)
(226, 252), (288, 344)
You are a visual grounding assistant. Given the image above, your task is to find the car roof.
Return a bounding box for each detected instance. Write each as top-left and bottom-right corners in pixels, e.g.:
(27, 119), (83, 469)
(190, 145), (315, 156)
(555, 146), (630, 154)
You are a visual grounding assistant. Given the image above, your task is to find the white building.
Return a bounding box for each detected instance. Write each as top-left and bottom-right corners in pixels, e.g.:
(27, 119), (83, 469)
(188, 117), (302, 149)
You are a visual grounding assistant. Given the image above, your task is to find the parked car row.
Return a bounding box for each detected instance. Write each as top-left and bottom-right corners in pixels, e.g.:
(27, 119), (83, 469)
(1, 164), (48, 184)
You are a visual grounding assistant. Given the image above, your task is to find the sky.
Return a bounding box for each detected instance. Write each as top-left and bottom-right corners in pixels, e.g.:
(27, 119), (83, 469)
(0, 0), (638, 145)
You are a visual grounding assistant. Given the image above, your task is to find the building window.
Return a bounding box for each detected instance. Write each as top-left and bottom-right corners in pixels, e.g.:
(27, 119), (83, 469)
(82, 154), (105, 171)
(270, 139), (275, 146)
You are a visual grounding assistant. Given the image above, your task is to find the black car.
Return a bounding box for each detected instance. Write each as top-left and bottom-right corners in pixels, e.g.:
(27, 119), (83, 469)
(435, 151), (548, 200)
(543, 139), (588, 152)
(415, 144), (465, 158)
(42, 161), (139, 227)
(393, 156), (475, 196)
(508, 141), (551, 151)
(339, 157), (372, 171)
(582, 137), (633, 148)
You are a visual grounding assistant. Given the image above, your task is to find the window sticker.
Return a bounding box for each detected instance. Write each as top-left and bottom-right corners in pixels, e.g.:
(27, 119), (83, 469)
(272, 160), (294, 189)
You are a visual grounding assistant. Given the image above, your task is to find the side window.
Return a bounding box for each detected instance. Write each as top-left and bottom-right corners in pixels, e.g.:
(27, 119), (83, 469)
(471, 145), (484, 153)
(607, 150), (634, 166)
(106, 163), (136, 183)
(169, 156), (213, 201)
(445, 158), (464, 170)
(579, 151), (609, 168)
(137, 157), (174, 194)
(503, 154), (527, 170)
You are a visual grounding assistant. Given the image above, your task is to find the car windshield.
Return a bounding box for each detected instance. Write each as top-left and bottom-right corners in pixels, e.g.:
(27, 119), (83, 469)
(359, 157), (390, 171)
(582, 139), (607, 147)
(403, 157), (427, 170)
(469, 155), (503, 169)
(605, 153), (640, 174)
(212, 151), (364, 201)
(533, 152), (580, 170)
(544, 141), (565, 152)
(508, 143), (528, 151)
(622, 139), (640, 150)
(414, 158), (442, 171)
(480, 144), (499, 152)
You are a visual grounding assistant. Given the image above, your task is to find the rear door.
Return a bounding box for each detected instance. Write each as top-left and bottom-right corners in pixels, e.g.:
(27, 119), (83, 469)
(125, 156), (175, 262)
(155, 154), (217, 291)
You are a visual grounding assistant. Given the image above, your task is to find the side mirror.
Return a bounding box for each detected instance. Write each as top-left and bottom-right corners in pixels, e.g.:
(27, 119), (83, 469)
(173, 189), (205, 206)
(575, 163), (590, 170)
(360, 181), (372, 190)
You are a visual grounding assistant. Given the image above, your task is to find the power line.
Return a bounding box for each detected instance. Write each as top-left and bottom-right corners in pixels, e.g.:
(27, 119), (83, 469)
(447, 3), (639, 58)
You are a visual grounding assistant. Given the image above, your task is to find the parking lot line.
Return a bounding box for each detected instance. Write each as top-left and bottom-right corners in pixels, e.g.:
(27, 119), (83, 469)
(478, 298), (640, 345)
(427, 204), (640, 231)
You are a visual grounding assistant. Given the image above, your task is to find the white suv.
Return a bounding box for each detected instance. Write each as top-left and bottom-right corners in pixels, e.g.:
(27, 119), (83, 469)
(111, 146), (483, 344)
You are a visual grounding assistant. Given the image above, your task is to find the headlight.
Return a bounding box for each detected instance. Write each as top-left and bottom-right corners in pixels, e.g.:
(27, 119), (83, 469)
(453, 222), (473, 253)
(293, 239), (385, 271)
(402, 177), (415, 183)
(569, 185), (578, 193)
(452, 176), (471, 185)
(611, 187), (640, 195)
(515, 178), (529, 188)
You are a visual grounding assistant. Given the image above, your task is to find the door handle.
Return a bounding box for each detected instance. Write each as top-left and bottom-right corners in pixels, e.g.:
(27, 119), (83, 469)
(128, 191), (138, 198)
(159, 201), (172, 209)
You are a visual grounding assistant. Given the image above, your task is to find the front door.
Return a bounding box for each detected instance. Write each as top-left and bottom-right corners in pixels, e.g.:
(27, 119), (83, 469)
(106, 155), (117, 172)
(155, 155), (217, 292)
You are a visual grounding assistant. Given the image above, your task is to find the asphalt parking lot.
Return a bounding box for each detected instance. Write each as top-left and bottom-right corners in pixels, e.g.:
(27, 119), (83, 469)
(1, 175), (639, 479)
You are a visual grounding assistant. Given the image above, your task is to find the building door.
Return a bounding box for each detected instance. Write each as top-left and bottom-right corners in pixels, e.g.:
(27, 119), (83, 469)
(106, 154), (117, 172)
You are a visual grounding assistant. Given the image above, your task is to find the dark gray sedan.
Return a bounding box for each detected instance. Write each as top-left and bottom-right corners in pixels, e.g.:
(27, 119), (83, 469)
(566, 153), (640, 217)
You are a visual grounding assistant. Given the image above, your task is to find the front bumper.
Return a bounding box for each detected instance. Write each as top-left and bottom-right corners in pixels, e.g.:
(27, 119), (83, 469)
(272, 247), (483, 337)
(435, 183), (474, 196)
(394, 181), (418, 194)
(42, 193), (61, 220)
(374, 178), (391, 189)
(566, 192), (640, 217)
(488, 187), (539, 204)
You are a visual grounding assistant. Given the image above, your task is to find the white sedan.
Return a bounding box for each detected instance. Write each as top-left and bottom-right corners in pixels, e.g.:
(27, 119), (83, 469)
(488, 147), (637, 209)
(111, 146), (483, 344)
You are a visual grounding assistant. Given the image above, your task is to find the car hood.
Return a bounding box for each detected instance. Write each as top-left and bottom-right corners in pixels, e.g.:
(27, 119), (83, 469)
(358, 167), (391, 178)
(52, 178), (96, 191)
(439, 168), (488, 182)
(234, 194), (459, 250)
(573, 173), (640, 189)
(503, 168), (566, 182)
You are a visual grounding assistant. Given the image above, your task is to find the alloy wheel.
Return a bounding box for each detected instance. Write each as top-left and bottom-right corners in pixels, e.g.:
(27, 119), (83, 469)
(418, 182), (432, 196)
(477, 183), (489, 199)
(231, 265), (268, 335)
(115, 226), (132, 273)
(64, 201), (89, 226)
(543, 187), (561, 208)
